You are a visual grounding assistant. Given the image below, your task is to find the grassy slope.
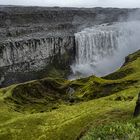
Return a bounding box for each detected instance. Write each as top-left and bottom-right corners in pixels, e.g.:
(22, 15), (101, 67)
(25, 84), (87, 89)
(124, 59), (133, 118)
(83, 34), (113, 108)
(0, 50), (140, 140)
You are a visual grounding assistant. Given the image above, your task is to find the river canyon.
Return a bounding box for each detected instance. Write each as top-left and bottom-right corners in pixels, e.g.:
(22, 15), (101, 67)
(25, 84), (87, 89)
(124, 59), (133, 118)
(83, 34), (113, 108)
(0, 6), (140, 86)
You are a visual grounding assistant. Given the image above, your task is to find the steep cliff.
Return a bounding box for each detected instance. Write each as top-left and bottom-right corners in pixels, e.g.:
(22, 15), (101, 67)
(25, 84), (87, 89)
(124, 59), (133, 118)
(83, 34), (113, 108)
(0, 36), (76, 86)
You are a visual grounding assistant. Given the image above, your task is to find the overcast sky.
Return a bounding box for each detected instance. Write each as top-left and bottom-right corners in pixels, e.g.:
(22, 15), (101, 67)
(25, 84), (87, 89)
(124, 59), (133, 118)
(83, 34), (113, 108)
(0, 0), (140, 8)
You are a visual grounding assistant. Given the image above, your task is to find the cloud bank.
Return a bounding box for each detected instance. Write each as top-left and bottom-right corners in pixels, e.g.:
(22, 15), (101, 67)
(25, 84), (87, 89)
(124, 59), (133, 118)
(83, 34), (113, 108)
(0, 0), (140, 8)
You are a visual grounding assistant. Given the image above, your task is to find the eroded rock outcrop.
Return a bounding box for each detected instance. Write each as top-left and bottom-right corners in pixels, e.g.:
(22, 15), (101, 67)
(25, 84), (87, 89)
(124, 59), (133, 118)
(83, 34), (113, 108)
(134, 93), (140, 117)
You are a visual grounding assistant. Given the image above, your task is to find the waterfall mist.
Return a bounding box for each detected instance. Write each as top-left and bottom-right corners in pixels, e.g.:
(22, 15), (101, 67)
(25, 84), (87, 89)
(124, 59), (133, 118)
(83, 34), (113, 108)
(70, 21), (140, 79)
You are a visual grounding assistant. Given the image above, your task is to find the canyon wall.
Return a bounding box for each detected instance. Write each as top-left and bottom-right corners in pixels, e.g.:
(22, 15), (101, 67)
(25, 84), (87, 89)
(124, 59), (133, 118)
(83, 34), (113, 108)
(0, 6), (139, 87)
(0, 36), (75, 86)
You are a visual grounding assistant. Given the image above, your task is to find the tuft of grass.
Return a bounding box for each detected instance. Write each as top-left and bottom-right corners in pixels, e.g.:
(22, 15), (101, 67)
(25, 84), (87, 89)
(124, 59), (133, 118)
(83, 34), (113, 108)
(81, 117), (140, 140)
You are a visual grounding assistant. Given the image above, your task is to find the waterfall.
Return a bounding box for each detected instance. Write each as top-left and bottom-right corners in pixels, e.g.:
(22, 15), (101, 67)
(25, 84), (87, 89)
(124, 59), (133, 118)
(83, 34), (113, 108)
(70, 21), (140, 79)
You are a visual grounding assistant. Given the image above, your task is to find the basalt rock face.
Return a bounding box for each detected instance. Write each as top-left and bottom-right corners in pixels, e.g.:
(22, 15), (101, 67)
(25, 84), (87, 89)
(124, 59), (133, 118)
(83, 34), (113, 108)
(0, 37), (75, 67)
(0, 6), (138, 87)
(0, 36), (76, 87)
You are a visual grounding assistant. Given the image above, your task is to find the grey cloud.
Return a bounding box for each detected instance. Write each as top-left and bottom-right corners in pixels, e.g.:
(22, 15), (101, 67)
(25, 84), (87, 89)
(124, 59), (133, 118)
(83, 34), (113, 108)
(0, 0), (140, 8)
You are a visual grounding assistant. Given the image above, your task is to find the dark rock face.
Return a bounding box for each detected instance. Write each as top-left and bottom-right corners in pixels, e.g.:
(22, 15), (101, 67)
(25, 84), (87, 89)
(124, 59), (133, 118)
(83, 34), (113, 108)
(0, 36), (76, 87)
(134, 93), (140, 117)
(0, 6), (139, 87)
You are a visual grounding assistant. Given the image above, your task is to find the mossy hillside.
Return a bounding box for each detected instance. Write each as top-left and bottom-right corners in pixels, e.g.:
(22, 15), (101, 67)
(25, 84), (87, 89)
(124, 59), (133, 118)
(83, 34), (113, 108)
(0, 50), (140, 139)
(2, 75), (137, 113)
(0, 87), (139, 140)
(3, 50), (140, 113)
(1, 78), (73, 113)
